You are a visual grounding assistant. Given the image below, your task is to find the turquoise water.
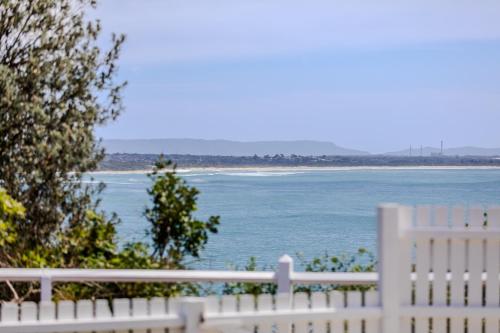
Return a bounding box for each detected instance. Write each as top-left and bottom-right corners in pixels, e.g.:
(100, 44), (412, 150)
(90, 169), (500, 270)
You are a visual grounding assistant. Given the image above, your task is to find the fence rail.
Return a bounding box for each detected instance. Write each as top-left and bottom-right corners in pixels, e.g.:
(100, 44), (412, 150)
(1, 204), (500, 333)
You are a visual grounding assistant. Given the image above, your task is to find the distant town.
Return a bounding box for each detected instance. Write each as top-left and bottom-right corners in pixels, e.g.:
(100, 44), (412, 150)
(99, 153), (500, 171)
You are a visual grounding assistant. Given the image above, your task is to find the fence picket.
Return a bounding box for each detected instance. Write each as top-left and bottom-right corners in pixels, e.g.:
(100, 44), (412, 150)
(347, 291), (362, 333)
(276, 293), (291, 333)
(1, 203), (500, 333)
(240, 294), (256, 333)
(485, 206), (500, 333)
(257, 294), (272, 333)
(399, 206), (413, 333)
(432, 206), (448, 333)
(150, 297), (166, 333)
(95, 299), (113, 333)
(76, 300), (93, 333)
(329, 291), (344, 333)
(450, 206), (466, 333)
(239, 294), (254, 312)
(57, 300), (75, 325)
(132, 298), (148, 333)
(364, 291), (380, 333)
(1, 302), (18, 323)
(39, 301), (55, 322)
(168, 298), (182, 333)
(20, 302), (37, 323)
(221, 295), (237, 314)
(113, 298), (131, 333)
(415, 206), (431, 333)
(311, 292), (327, 333)
(467, 206), (484, 333)
(293, 292), (309, 333)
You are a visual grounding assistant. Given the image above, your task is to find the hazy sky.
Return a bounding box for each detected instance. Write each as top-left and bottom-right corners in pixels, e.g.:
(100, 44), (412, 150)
(95, 0), (500, 153)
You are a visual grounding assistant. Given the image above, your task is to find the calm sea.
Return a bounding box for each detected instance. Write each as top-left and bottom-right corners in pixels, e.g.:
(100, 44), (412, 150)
(89, 168), (500, 270)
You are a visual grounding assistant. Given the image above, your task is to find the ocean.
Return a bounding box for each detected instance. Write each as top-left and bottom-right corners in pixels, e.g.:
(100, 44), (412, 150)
(89, 168), (500, 270)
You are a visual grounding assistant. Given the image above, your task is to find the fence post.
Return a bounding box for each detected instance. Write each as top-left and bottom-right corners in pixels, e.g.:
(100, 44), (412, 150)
(378, 204), (405, 333)
(180, 297), (205, 333)
(277, 254), (293, 294)
(40, 272), (52, 302)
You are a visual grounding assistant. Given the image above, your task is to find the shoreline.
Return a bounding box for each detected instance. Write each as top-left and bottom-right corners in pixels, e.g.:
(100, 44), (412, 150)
(90, 165), (500, 175)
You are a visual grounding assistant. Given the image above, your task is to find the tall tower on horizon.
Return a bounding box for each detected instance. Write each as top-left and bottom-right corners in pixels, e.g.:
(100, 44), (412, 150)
(440, 140), (443, 155)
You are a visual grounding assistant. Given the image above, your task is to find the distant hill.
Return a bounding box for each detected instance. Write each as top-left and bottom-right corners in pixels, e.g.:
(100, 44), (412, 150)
(386, 146), (500, 157)
(102, 139), (369, 156)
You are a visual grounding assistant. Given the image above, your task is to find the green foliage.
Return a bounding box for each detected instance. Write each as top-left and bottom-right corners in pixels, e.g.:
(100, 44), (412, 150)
(145, 157), (220, 266)
(0, 202), (191, 301)
(0, 188), (24, 246)
(222, 249), (376, 296)
(222, 257), (277, 296)
(296, 248), (376, 293)
(0, 1), (222, 302)
(0, 0), (126, 245)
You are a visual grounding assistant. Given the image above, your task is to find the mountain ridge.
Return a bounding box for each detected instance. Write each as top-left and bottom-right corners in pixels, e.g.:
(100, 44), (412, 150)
(103, 139), (500, 157)
(103, 138), (369, 156)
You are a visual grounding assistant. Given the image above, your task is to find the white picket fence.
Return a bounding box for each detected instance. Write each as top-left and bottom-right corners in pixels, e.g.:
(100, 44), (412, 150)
(0, 204), (499, 333)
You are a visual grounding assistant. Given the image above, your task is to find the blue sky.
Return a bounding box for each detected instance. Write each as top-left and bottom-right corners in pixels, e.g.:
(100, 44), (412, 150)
(95, 0), (500, 153)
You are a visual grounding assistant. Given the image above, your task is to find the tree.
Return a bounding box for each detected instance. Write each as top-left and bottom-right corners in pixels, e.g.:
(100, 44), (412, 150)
(145, 158), (220, 267)
(0, 0), (126, 244)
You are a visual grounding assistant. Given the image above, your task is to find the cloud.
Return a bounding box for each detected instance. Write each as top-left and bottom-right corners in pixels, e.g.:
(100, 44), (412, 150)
(95, 0), (500, 65)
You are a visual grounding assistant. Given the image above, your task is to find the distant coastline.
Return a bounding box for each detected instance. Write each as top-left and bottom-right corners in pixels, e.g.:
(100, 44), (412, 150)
(97, 153), (500, 173)
(90, 165), (500, 175)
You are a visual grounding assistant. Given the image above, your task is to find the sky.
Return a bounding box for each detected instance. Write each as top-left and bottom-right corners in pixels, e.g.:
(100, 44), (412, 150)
(94, 0), (500, 153)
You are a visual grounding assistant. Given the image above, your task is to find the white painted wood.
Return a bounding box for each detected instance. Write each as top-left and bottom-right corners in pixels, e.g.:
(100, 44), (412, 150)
(277, 255), (293, 294)
(95, 299), (112, 318)
(57, 300), (75, 321)
(221, 295), (237, 314)
(256, 294), (272, 333)
(486, 206), (500, 333)
(310, 292), (327, 333)
(149, 297), (167, 333)
(364, 291), (380, 333)
(113, 298), (131, 333)
(239, 294), (256, 333)
(0, 268), (380, 289)
(4, 204), (500, 333)
(467, 206), (484, 333)
(38, 301), (55, 322)
(400, 305), (500, 318)
(293, 292), (309, 333)
(239, 295), (254, 312)
(415, 205), (431, 333)
(276, 293), (291, 333)
(0, 269), (276, 283)
(168, 298), (183, 333)
(347, 291), (362, 333)
(179, 298), (204, 333)
(1, 302), (18, 323)
(20, 302), (37, 322)
(450, 206), (466, 333)
(205, 295), (220, 315)
(40, 275), (52, 302)
(76, 300), (93, 333)
(432, 206), (448, 333)
(132, 298), (148, 333)
(399, 206), (413, 333)
(329, 290), (344, 333)
(95, 299), (113, 333)
(378, 204), (410, 333)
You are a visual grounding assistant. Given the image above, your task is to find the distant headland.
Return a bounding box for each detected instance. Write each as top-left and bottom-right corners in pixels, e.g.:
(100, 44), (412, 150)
(99, 153), (500, 172)
(98, 139), (500, 171)
(103, 138), (500, 157)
